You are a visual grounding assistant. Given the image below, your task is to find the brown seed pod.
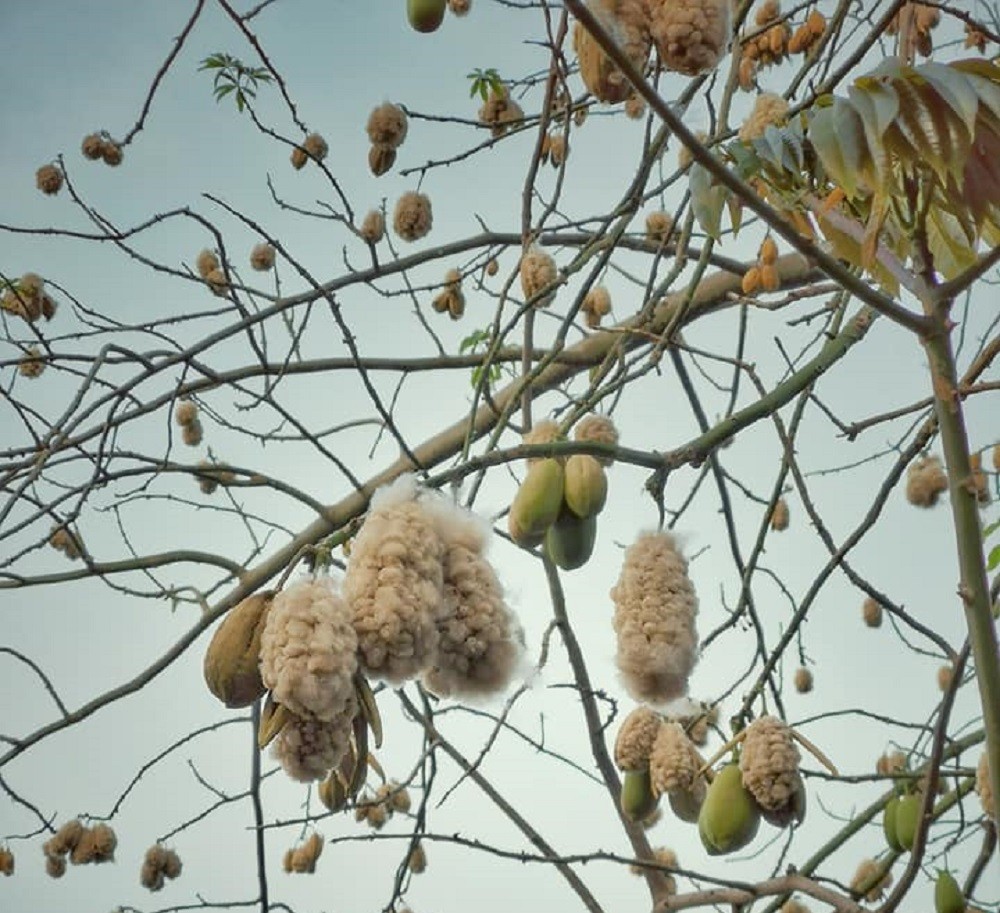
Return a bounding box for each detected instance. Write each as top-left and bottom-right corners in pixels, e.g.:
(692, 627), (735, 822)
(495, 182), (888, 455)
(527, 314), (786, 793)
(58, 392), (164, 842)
(741, 266), (762, 295)
(368, 144), (396, 176)
(906, 455), (948, 507)
(101, 142), (123, 166)
(359, 209), (385, 243)
(36, 164), (63, 195)
(302, 132), (328, 162)
(18, 347), (45, 378)
(366, 103), (408, 149)
(204, 267), (229, 297)
(393, 191), (433, 242)
(485, 258), (499, 277)
(250, 243), (276, 272)
(448, 0), (470, 14)
(760, 263), (780, 292)
(81, 133), (104, 160)
(770, 498), (790, 531)
(850, 858), (893, 902)
(181, 418), (204, 447)
(936, 664), (953, 692)
(573, 7), (650, 105)
(649, 0), (730, 76)
(478, 86), (523, 137)
(290, 146), (308, 170)
(0, 847), (12, 876)
(649, 721), (702, 796)
(195, 249), (220, 279)
(203, 591), (275, 707)
(519, 245), (557, 306)
(739, 92), (790, 142)
(624, 94), (646, 120)
(794, 667), (813, 694)
(174, 400), (198, 427)
(759, 236), (779, 265)
(875, 750), (906, 777)
(739, 716), (804, 823)
(862, 597), (883, 628)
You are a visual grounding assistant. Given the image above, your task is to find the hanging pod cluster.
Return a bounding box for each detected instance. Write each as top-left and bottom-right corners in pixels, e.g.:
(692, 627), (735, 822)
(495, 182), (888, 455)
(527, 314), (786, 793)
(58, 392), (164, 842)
(507, 415), (617, 571)
(203, 475), (523, 804)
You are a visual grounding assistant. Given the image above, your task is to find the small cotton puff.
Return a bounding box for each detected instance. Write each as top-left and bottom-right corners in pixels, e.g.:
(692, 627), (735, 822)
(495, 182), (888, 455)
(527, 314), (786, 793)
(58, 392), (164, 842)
(739, 716), (802, 814)
(611, 531), (699, 705)
(259, 577), (359, 722)
(393, 191), (433, 242)
(420, 494), (523, 699)
(366, 103), (408, 150)
(519, 246), (557, 306)
(614, 705), (662, 772)
(574, 414), (618, 466)
(739, 92), (789, 142)
(140, 845), (182, 892)
(905, 455), (948, 507)
(250, 243), (276, 272)
(36, 164), (63, 195)
(344, 475), (445, 683)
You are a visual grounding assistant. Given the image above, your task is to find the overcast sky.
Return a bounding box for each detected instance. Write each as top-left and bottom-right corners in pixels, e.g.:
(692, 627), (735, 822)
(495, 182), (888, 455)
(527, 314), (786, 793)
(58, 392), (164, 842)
(1, 2), (998, 913)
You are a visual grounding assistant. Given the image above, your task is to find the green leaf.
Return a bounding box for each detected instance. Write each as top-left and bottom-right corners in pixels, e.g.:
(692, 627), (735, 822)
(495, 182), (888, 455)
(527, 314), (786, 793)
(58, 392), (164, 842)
(688, 162), (727, 240)
(988, 543), (1000, 572)
(982, 518), (1000, 538)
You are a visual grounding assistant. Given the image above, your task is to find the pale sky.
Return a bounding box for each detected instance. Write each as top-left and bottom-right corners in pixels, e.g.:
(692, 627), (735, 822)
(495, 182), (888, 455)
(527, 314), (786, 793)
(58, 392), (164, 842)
(1, 2), (998, 913)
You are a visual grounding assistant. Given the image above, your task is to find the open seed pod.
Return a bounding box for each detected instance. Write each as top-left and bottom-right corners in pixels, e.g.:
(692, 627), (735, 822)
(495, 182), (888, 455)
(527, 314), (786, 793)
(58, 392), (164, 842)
(203, 591), (275, 708)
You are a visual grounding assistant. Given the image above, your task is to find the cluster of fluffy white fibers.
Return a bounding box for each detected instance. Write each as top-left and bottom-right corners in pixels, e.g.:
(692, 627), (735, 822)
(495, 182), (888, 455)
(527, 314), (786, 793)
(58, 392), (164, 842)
(420, 494), (523, 698)
(739, 715), (802, 813)
(610, 531), (699, 704)
(344, 474), (445, 684)
(273, 711), (357, 783)
(259, 577), (359, 722)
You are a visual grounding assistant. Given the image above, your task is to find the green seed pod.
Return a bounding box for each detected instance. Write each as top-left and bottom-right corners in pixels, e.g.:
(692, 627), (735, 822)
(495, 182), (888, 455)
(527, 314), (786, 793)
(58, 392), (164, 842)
(894, 793), (921, 851)
(882, 795), (903, 852)
(563, 454), (608, 519)
(668, 782), (706, 823)
(508, 458), (564, 546)
(698, 763), (761, 855)
(407, 0), (446, 32)
(934, 870), (964, 913)
(621, 769), (658, 822)
(544, 505), (597, 570)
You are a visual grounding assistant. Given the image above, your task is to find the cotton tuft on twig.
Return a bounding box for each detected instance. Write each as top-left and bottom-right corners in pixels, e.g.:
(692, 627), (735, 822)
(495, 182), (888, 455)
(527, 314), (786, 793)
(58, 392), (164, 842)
(519, 246), (558, 306)
(905, 455), (948, 506)
(611, 531), (699, 704)
(344, 475), (445, 683)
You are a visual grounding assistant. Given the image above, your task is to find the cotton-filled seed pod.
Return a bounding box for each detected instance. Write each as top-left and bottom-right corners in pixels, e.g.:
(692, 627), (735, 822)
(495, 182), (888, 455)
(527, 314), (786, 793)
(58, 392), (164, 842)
(174, 400), (198, 427)
(141, 845), (182, 891)
(18, 347), (45, 378)
(49, 526), (83, 561)
(302, 132), (328, 162)
(204, 590), (274, 708)
(344, 475), (445, 683)
(485, 258), (499, 277)
(478, 86), (524, 137)
(1, 289), (40, 323)
(781, 900), (809, 913)
(770, 498), (789, 531)
(36, 164), (63, 195)
(181, 418), (204, 447)
(81, 133), (104, 160)
(101, 142), (123, 166)
(649, 721), (702, 796)
(572, 5), (650, 105)
(739, 716), (804, 824)
(965, 23), (988, 53)
(614, 705), (663, 771)
(862, 597), (882, 628)
(739, 92), (789, 142)
(45, 853), (66, 878)
(260, 577), (359, 720)
(649, 0), (730, 76)
(290, 146), (308, 170)
(936, 664), (953, 692)
(195, 249), (220, 280)
(448, 0), (470, 14)
(906, 455), (948, 507)
(359, 210), (385, 244)
(582, 286), (612, 328)
(272, 710), (356, 782)
(287, 832), (324, 874)
(611, 531), (699, 705)
(0, 847), (12, 876)
(519, 245), (558, 306)
(850, 858), (893, 902)
(407, 841), (427, 873)
(645, 210), (673, 244)
(876, 750), (906, 777)
(249, 243), (276, 272)
(368, 143), (397, 176)
(574, 413), (619, 466)
(976, 750), (994, 818)
(366, 103), (408, 150)
(421, 495), (523, 698)
(794, 667), (813, 694)
(204, 267), (229, 297)
(629, 846), (677, 890)
(44, 819), (84, 859)
(523, 419), (563, 465)
(393, 191), (433, 242)
(70, 824), (116, 864)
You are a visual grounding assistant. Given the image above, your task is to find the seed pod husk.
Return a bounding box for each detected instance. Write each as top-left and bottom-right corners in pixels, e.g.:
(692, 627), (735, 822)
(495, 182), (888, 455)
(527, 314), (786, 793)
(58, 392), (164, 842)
(508, 458), (564, 546)
(203, 591), (274, 707)
(621, 768), (658, 822)
(668, 780), (706, 823)
(894, 793), (921, 850)
(698, 763), (760, 855)
(934, 871), (964, 913)
(882, 796), (903, 852)
(563, 454), (608, 519)
(544, 505), (597, 570)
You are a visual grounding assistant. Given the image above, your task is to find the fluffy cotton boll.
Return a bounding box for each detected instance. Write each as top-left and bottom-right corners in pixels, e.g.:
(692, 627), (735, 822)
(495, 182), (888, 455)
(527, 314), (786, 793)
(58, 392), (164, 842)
(739, 716), (802, 813)
(862, 597), (882, 628)
(770, 498), (790, 531)
(611, 531), (699, 705)
(174, 400), (198, 427)
(36, 164), (63, 195)
(302, 132), (328, 162)
(195, 249), (220, 279)
(519, 246), (558, 306)
(204, 267), (229, 296)
(420, 496), (523, 698)
(366, 103), (408, 149)
(976, 751), (994, 819)
(875, 750), (906, 776)
(273, 712), (355, 782)
(344, 475), (445, 683)
(249, 243), (276, 272)
(645, 210), (673, 243)
(573, 2), (651, 104)
(624, 94), (646, 119)
(905, 455), (948, 506)
(614, 706), (662, 771)
(393, 191), (433, 242)
(739, 92), (790, 142)
(45, 853), (66, 878)
(47, 820), (84, 857)
(649, 0), (731, 76)
(523, 419), (563, 465)
(648, 721), (701, 795)
(360, 210), (385, 243)
(181, 418), (204, 447)
(574, 414), (619, 466)
(259, 577), (359, 721)
(81, 133), (104, 160)
(408, 842), (427, 873)
(850, 858), (892, 902)
(101, 142), (124, 166)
